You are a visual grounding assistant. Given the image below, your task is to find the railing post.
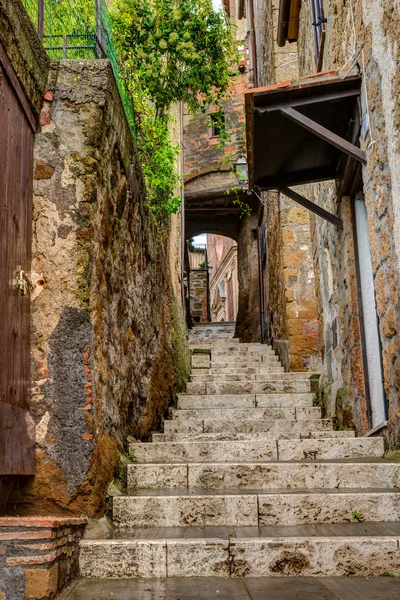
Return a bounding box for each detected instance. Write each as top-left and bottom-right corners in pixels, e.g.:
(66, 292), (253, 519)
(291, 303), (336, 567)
(95, 0), (105, 58)
(38, 0), (44, 40)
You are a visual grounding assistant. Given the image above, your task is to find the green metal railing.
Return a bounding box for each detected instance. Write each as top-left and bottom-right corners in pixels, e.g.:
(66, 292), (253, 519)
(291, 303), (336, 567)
(22, 0), (135, 134)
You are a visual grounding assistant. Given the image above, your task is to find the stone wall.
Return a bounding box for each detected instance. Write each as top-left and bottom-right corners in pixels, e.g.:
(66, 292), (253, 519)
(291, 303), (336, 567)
(6, 60), (188, 517)
(189, 270), (209, 322)
(297, 0), (400, 442)
(0, 517), (86, 600)
(0, 0), (49, 121)
(249, 0), (320, 369)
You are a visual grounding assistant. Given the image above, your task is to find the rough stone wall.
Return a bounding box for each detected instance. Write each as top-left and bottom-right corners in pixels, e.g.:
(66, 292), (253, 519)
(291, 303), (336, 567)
(8, 60), (188, 517)
(263, 193), (287, 342)
(297, 0), (400, 442)
(236, 209), (261, 341)
(189, 270), (209, 323)
(281, 195), (320, 371)
(251, 0), (319, 369)
(0, 0), (49, 121)
(183, 64), (250, 191)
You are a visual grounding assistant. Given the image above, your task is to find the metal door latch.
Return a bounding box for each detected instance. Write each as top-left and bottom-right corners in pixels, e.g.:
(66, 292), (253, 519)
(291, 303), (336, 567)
(14, 269), (34, 296)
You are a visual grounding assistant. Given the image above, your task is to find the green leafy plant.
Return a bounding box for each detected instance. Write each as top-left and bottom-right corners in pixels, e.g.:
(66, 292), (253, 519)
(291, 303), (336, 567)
(129, 450), (138, 463)
(352, 510), (365, 522)
(383, 572), (396, 577)
(111, 0), (238, 221)
(224, 187), (251, 217)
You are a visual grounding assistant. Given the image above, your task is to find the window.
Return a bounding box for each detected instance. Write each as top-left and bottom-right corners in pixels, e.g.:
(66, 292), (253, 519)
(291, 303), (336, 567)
(210, 112), (225, 138)
(311, 0), (326, 69)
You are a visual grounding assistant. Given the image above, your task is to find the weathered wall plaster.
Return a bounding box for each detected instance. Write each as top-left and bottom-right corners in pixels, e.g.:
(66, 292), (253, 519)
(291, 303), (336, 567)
(7, 60), (188, 517)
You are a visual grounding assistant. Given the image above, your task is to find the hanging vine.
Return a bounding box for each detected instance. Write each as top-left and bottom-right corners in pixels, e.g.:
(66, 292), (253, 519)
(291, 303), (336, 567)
(111, 0), (237, 222)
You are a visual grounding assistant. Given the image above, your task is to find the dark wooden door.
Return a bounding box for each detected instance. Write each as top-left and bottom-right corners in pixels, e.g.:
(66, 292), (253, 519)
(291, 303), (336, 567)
(0, 42), (36, 475)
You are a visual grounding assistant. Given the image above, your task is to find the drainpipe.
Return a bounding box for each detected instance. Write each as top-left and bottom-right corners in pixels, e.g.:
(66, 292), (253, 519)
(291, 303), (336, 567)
(248, 0), (258, 88)
(256, 226), (266, 342)
(277, 0), (291, 47)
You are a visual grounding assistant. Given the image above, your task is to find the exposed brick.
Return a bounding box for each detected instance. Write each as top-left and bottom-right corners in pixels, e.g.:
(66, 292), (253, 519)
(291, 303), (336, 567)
(25, 564), (59, 600)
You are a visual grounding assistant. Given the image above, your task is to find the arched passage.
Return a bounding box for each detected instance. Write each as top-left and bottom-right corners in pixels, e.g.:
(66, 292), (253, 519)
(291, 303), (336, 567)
(186, 234), (239, 323)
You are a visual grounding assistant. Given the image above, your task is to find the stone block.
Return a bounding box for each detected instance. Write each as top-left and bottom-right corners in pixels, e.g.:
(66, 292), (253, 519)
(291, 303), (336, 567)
(158, 429), (355, 443)
(171, 407), (296, 421)
(205, 380), (311, 395)
(278, 437), (385, 460)
(191, 355), (210, 369)
(177, 394), (256, 409)
(79, 540), (166, 578)
(258, 491), (400, 525)
(113, 494), (258, 528)
(127, 464), (187, 489)
(187, 462), (400, 490)
(167, 539), (230, 577)
(25, 564), (59, 599)
(128, 440), (277, 463)
(229, 537), (400, 577)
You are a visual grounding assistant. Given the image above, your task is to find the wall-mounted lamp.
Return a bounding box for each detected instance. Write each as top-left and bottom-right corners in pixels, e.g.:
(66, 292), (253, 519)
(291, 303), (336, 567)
(234, 155), (249, 187)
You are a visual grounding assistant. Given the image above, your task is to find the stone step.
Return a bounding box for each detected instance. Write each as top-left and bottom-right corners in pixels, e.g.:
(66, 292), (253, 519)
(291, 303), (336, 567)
(190, 370), (291, 381)
(153, 430), (355, 442)
(177, 393), (313, 409)
(193, 365), (285, 375)
(189, 331), (239, 344)
(278, 437), (384, 460)
(129, 440), (278, 463)
(127, 461), (400, 490)
(79, 523), (400, 578)
(113, 493), (259, 528)
(170, 407), (321, 421)
(163, 418), (334, 435)
(210, 345), (275, 353)
(128, 438), (383, 464)
(211, 355), (268, 364)
(187, 379), (312, 395)
(258, 490), (400, 525)
(112, 489), (400, 529)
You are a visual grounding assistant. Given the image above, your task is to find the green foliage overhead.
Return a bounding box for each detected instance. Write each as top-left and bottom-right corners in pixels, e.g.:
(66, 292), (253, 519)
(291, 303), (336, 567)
(111, 0), (237, 117)
(110, 0), (237, 220)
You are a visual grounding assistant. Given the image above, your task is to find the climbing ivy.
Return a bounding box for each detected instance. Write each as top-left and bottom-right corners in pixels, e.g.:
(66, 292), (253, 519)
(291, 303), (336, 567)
(111, 0), (237, 221)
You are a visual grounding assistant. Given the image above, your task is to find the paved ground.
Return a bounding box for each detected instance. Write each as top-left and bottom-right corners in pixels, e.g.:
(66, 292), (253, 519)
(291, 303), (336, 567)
(65, 576), (400, 599)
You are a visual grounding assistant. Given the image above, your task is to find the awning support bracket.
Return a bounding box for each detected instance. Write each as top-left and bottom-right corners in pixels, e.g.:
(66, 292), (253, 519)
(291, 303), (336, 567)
(279, 186), (344, 229)
(280, 107), (367, 165)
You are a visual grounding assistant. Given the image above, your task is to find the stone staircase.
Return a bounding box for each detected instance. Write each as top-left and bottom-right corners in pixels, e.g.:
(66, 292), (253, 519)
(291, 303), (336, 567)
(80, 322), (400, 579)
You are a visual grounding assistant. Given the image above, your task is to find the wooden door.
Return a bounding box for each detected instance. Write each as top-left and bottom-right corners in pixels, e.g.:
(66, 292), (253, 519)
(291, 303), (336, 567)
(0, 42), (36, 475)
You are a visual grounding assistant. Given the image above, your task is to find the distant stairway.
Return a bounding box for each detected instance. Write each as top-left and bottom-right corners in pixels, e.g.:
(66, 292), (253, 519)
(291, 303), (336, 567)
(80, 322), (400, 578)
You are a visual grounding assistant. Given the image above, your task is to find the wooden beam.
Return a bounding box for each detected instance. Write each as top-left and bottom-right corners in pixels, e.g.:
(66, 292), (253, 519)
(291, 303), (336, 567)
(279, 186), (343, 229)
(186, 207), (240, 213)
(280, 107), (367, 165)
(185, 185), (239, 202)
(255, 86), (360, 115)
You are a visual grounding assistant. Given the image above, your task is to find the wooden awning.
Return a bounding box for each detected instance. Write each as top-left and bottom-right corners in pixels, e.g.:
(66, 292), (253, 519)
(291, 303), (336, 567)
(245, 69), (364, 192)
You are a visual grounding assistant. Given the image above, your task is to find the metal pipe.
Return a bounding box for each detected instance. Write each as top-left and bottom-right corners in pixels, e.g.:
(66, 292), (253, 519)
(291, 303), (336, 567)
(248, 0), (258, 88)
(257, 226), (266, 342)
(38, 0), (44, 41)
(277, 0), (291, 47)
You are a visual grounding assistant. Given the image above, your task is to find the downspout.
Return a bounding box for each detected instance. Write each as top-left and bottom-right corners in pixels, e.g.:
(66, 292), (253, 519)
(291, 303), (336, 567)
(180, 102), (186, 317)
(248, 0), (258, 88)
(277, 0), (291, 47)
(257, 226), (266, 342)
(277, 0), (301, 47)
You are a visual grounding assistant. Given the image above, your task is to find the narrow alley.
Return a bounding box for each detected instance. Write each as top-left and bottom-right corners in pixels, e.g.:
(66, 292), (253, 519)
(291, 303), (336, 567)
(1, 0), (400, 598)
